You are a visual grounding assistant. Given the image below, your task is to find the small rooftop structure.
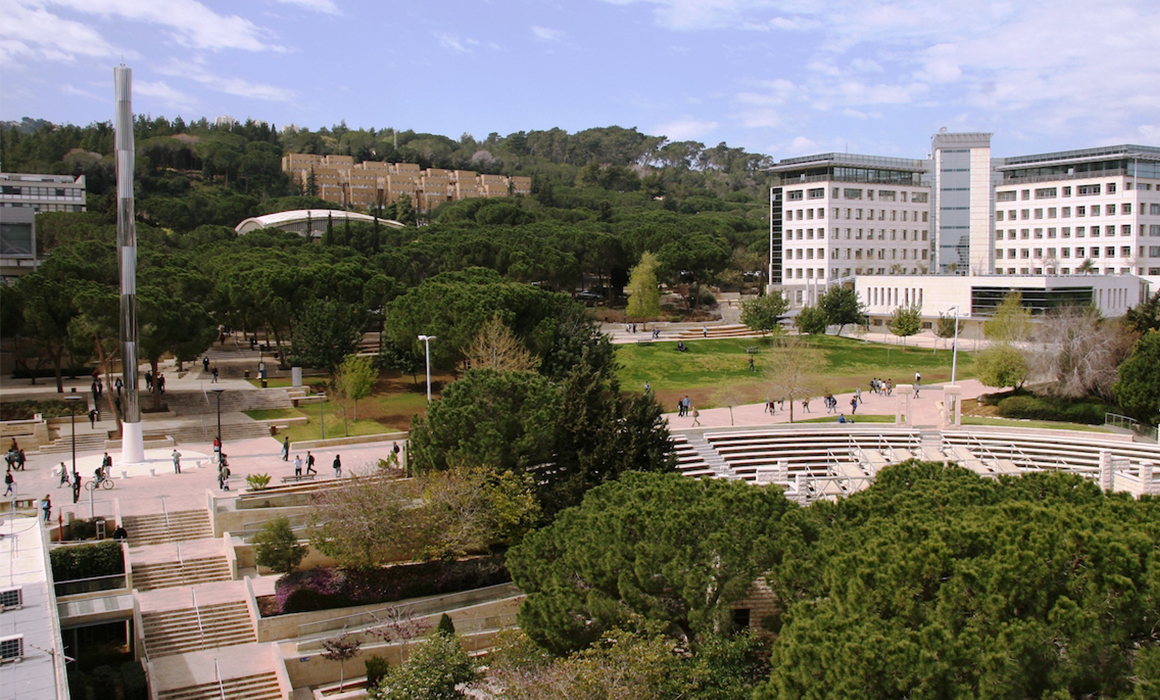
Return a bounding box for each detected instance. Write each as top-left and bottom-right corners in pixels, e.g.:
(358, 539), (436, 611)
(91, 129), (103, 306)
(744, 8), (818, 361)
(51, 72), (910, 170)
(235, 209), (405, 238)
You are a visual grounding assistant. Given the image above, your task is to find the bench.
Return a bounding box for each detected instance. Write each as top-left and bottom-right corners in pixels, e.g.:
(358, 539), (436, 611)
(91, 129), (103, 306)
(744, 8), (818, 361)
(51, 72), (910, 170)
(636, 340), (654, 346)
(280, 473), (317, 484)
(746, 346), (760, 354)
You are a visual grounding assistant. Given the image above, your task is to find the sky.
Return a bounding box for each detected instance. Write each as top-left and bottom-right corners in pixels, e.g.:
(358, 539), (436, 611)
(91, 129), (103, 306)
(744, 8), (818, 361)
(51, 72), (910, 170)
(2, 0), (1159, 161)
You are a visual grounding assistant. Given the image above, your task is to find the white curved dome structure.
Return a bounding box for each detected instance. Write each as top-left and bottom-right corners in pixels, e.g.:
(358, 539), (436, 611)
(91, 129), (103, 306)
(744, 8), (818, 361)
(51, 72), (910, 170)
(235, 209), (405, 238)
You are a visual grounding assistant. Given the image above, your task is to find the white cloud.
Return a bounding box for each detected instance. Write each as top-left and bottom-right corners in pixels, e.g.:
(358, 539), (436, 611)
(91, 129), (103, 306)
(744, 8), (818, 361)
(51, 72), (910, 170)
(274, 0), (340, 14)
(49, 0), (280, 51)
(157, 59), (295, 102)
(435, 32), (476, 54)
(531, 26), (564, 42)
(653, 117), (718, 140)
(135, 80), (198, 111)
(0, 1), (117, 64)
(59, 83), (102, 100)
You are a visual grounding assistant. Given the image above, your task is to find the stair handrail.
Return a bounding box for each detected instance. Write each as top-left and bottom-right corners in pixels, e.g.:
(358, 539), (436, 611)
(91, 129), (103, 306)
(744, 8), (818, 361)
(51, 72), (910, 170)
(192, 588), (207, 646)
(176, 540), (184, 568)
(215, 659), (225, 700)
(160, 495), (171, 532)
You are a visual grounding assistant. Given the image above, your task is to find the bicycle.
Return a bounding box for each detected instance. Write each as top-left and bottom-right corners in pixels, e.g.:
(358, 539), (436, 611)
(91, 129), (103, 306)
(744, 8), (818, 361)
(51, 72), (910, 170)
(86, 475), (114, 491)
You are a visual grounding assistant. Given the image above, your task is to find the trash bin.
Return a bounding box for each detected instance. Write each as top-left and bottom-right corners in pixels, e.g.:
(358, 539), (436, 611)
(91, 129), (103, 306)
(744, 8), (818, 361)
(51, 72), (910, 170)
(244, 370), (250, 379)
(261, 379), (268, 388)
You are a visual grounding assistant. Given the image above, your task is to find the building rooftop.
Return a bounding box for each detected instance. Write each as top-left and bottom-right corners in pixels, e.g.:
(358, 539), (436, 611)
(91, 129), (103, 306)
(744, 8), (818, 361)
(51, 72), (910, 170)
(234, 209), (405, 235)
(999, 144), (1160, 169)
(768, 152), (928, 173)
(0, 516), (68, 699)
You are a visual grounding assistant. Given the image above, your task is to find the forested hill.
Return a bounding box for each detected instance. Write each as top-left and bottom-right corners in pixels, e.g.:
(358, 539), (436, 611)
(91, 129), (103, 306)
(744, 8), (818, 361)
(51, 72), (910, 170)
(0, 118), (773, 229)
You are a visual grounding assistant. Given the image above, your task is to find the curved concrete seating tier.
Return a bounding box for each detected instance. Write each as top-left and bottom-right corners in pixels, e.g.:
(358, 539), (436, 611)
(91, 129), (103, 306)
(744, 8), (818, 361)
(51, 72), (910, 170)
(671, 423), (1159, 502)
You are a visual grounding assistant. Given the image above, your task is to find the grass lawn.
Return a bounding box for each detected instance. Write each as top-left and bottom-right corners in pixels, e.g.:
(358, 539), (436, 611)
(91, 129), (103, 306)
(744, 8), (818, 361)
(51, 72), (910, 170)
(798, 414), (896, 424)
(617, 335), (974, 413)
(960, 416), (1113, 433)
(244, 370), (446, 438)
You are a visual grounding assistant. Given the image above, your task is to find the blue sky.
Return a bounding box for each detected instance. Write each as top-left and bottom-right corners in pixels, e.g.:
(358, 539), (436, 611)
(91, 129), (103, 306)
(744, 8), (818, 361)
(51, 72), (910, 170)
(2, 0), (1158, 160)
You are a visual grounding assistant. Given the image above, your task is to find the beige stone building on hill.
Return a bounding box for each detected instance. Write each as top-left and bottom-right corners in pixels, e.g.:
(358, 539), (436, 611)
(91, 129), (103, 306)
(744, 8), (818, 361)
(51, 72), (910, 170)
(281, 153), (531, 212)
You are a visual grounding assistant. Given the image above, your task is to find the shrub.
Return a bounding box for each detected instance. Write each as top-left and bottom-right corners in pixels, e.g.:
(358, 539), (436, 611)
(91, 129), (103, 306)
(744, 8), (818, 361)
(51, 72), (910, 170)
(67, 518), (99, 541)
(253, 516), (306, 575)
(365, 656), (390, 689)
(246, 473), (272, 491)
(996, 395), (1112, 425)
(436, 613), (456, 636)
(51, 540), (124, 581)
(273, 556), (510, 615)
(120, 661), (148, 700)
(92, 665), (118, 698)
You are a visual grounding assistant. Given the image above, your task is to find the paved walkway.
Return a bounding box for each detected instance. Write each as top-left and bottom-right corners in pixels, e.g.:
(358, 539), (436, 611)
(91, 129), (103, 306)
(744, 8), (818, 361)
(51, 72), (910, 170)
(665, 378), (989, 431)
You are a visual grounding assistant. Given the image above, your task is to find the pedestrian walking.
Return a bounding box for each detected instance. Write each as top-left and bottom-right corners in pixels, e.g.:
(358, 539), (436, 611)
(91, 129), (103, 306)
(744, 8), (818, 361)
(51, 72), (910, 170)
(101, 452), (112, 478)
(218, 465), (231, 490)
(850, 396), (858, 415)
(16, 449), (25, 471)
(702, 326), (708, 337)
(72, 472), (81, 504)
(115, 377), (124, 396)
(42, 494), (51, 522)
(281, 437), (289, 462)
(802, 398), (811, 413)
(333, 455), (342, 478)
(172, 449), (182, 474)
(203, 357), (210, 373)
(747, 356), (755, 372)
(692, 408), (701, 426)
(294, 455), (303, 477)
(59, 462), (69, 487)
(306, 451), (316, 475)
(211, 366), (219, 383)
(157, 374), (165, 394)
(914, 371), (921, 399)
(88, 408), (98, 428)
(855, 387), (862, 405)
(643, 381), (650, 392)
(4, 469), (14, 496)
(886, 379), (893, 396)
(144, 370), (153, 392)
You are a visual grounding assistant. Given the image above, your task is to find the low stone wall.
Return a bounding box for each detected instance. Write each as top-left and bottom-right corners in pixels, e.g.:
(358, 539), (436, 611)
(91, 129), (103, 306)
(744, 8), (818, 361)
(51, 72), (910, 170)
(1, 417), (51, 450)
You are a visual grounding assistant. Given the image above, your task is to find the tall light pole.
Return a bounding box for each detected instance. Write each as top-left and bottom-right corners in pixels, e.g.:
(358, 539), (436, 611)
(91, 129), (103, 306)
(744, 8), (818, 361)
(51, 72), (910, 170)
(211, 388), (224, 460)
(65, 390), (83, 489)
(418, 335), (436, 402)
(947, 305), (961, 385)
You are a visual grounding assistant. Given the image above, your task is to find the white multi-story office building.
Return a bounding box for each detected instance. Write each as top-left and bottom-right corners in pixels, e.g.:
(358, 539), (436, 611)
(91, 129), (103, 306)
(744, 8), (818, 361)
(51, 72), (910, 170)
(991, 145), (1160, 279)
(0, 172), (87, 280)
(768, 153), (933, 307)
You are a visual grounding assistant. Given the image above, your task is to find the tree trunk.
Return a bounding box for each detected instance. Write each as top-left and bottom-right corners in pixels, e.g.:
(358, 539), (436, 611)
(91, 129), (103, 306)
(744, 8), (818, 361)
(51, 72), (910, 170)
(53, 346), (64, 393)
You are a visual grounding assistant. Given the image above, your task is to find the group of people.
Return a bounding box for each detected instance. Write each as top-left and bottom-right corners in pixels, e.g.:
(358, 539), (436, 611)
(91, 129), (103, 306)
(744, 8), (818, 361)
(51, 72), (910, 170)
(57, 461), (83, 502)
(5, 440), (26, 471)
(676, 396), (700, 425)
(144, 370), (166, 394)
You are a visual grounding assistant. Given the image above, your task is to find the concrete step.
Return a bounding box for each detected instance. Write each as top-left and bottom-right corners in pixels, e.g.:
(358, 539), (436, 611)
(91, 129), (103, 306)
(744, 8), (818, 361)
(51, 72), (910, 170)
(143, 602), (255, 658)
(122, 509), (213, 546)
(157, 672), (280, 700)
(133, 557), (232, 591)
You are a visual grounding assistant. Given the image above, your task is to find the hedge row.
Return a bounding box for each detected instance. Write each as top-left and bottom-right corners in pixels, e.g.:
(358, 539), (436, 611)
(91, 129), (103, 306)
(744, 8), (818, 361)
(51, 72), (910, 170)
(272, 555), (509, 615)
(995, 395), (1112, 425)
(50, 540), (125, 581)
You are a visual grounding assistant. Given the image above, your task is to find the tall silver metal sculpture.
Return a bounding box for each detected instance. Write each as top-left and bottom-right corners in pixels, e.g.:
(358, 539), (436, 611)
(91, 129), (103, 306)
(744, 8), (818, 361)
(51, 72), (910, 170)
(115, 65), (144, 463)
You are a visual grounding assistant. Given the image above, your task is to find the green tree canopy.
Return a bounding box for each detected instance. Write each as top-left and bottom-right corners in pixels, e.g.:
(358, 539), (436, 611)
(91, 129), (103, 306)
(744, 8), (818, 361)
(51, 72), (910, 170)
(760, 461), (1160, 700)
(289, 298), (366, 375)
(887, 304), (922, 345)
(1113, 329), (1160, 426)
(794, 304), (827, 335)
(509, 471), (792, 654)
(974, 343), (1029, 390)
(983, 291), (1033, 343)
(740, 290), (789, 336)
(253, 516), (307, 575)
(625, 250), (662, 320)
(818, 286), (867, 336)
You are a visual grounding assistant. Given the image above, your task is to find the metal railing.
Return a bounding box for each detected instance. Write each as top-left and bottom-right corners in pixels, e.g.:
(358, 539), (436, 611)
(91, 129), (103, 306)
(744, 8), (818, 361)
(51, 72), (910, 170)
(1106, 412), (1158, 443)
(54, 572), (128, 597)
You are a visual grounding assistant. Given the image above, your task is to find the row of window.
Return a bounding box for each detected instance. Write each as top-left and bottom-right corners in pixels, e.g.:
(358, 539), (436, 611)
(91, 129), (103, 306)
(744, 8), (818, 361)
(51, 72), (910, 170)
(786, 247), (929, 261)
(786, 207), (930, 222)
(996, 182), (1120, 201)
(786, 188), (928, 203)
(784, 267), (928, 281)
(996, 224), (1160, 240)
(997, 202), (1160, 220)
(0, 202), (85, 212)
(0, 186), (85, 199)
(994, 246), (1160, 260)
(785, 228), (930, 242)
(996, 267), (1158, 276)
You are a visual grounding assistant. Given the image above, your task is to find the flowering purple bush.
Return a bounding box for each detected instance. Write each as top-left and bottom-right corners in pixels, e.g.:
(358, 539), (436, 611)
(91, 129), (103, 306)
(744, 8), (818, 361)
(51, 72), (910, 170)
(272, 555), (509, 615)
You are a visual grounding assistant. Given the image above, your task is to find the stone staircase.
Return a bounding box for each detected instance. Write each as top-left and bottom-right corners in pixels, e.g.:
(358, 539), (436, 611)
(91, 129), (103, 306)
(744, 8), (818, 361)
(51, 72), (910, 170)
(133, 556), (232, 591)
(32, 431), (111, 455)
(142, 601), (256, 658)
(144, 421), (274, 446)
(122, 509), (213, 546)
(684, 433), (734, 479)
(157, 672), (281, 700)
(160, 388), (294, 417)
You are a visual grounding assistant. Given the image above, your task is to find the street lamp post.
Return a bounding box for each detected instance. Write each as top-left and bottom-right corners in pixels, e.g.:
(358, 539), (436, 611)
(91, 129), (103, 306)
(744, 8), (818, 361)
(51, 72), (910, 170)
(418, 334), (436, 402)
(211, 388), (225, 461)
(947, 305), (961, 385)
(65, 390), (84, 494)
